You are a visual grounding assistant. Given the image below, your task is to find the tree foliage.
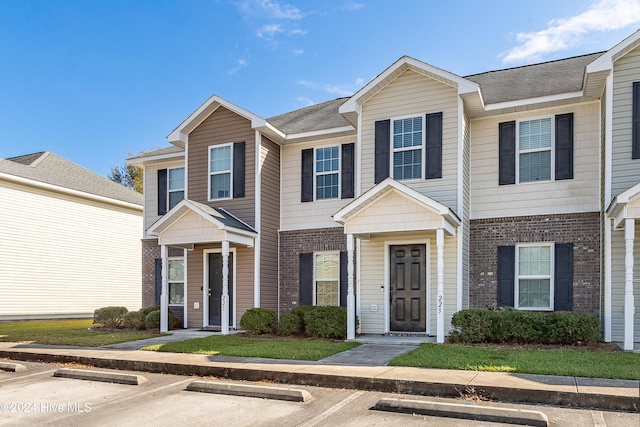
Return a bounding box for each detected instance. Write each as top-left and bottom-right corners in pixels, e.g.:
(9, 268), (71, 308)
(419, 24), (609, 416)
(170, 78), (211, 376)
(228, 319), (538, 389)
(108, 158), (143, 193)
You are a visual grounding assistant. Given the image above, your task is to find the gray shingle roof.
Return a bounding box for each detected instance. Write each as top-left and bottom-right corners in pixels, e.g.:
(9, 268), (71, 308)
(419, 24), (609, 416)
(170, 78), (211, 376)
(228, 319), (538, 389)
(127, 145), (184, 160)
(465, 52), (604, 104)
(187, 199), (257, 234)
(0, 151), (142, 206)
(267, 97), (351, 134)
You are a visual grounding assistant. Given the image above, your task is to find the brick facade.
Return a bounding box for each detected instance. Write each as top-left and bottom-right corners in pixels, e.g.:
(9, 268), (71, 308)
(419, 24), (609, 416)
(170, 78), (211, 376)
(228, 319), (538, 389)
(469, 212), (600, 316)
(278, 227), (348, 314)
(141, 238), (187, 310)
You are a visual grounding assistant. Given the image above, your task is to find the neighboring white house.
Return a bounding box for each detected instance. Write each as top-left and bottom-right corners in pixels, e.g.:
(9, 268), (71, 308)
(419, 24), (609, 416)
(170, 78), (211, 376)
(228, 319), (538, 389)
(0, 151), (143, 319)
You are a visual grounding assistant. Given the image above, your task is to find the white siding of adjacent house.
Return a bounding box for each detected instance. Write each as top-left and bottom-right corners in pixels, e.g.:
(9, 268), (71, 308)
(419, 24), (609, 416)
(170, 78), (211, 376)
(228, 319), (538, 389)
(143, 159), (184, 238)
(0, 178), (142, 319)
(612, 45), (640, 197)
(360, 70), (459, 211)
(358, 232), (458, 335)
(469, 102), (601, 219)
(280, 135), (356, 231)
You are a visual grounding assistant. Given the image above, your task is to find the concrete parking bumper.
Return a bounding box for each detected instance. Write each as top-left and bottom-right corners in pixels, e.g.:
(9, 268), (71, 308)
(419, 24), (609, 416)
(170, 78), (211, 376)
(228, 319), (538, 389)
(53, 368), (148, 385)
(186, 379), (312, 402)
(0, 361), (27, 372)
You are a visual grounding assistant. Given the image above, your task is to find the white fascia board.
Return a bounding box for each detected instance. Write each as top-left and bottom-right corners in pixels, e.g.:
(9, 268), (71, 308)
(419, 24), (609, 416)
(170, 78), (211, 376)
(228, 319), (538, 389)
(0, 172), (142, 212)
(587, 29), (640, 73)
(126, 151), (184, 166)
(484, 91), (584, 111)
(283, 125), (356, 143)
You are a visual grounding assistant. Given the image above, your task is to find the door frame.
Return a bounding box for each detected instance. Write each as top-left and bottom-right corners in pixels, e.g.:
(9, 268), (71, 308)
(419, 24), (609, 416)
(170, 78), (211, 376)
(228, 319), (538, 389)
(202, 247), (237, 328)
(384, 239), (431, 334)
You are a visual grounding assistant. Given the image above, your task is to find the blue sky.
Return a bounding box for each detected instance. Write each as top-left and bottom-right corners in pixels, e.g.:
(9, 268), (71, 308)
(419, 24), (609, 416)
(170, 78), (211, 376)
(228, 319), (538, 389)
(1, 0), (640, 177)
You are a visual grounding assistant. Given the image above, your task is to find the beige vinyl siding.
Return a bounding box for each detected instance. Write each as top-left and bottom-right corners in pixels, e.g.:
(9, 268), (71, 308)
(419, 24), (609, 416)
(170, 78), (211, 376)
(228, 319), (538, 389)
(0, 179), (141, 318)
(461, 112), (471, 309)
(186, 244), (254, 328)
(260, 136), (280, 311)
(188, 106), (256, 226)
(470, 102), (601, 219)
(143, 159), (184, 238)
(280, 135), (356, 231)
(609, 227), (640, 342)
(360, 70), (459, 210)
(358, 232), (458, 335)
(612, 46), (640, 197)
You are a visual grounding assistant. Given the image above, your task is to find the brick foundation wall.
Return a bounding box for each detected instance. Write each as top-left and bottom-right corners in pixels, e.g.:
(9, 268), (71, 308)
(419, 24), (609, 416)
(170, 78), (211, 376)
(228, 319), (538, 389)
(469, 212), (600, 317)
(278, 227), (347, 315)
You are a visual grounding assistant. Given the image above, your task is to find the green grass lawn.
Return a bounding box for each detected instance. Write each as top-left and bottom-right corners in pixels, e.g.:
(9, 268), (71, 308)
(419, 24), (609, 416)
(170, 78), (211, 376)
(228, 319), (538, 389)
(144, 335), (360, 361)
(390, 343), (640, 380)
(0, 319), (164, 347)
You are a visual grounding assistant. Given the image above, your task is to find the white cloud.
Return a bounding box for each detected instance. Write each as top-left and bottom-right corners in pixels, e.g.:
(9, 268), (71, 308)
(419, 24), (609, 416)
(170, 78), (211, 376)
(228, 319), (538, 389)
(228, 58), (248, 75)
(502, 0), (640, 64)
(293, 48), (304, 55)
(299, 77), (364, 97)
(341, 2), (364, 11)
(240, 0), (303, 20)
(256, 24), (283, 39)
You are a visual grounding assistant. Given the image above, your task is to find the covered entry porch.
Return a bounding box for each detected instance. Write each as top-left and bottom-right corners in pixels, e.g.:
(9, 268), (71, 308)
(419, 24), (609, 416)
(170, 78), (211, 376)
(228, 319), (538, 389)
(148, 199), (257, 333)
(333, 179), (460, 343)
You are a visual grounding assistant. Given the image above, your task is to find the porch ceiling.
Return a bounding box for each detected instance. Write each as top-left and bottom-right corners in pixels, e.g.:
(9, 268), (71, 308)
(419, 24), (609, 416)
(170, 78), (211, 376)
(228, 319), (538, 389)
(147, 199), (257, 247)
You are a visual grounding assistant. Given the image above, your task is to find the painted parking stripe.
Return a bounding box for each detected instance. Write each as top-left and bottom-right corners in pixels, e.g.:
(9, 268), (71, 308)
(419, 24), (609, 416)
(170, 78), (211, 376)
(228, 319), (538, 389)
(298, 391), (364, 427)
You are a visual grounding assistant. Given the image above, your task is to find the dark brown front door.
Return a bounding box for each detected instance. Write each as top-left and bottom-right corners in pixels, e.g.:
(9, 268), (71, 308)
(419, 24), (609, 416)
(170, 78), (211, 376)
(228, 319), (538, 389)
(390, 244), (426, 332)
(208, 252), (233, 326)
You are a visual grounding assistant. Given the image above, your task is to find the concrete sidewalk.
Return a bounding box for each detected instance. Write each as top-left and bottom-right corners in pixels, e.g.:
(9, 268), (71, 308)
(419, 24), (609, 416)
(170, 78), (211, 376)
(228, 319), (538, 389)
(0, 335), (637, 413)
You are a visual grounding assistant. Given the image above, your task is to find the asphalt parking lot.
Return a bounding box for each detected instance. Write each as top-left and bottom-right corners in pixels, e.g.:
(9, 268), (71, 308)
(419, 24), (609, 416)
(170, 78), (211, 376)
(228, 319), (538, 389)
(0, 360), (638, 426)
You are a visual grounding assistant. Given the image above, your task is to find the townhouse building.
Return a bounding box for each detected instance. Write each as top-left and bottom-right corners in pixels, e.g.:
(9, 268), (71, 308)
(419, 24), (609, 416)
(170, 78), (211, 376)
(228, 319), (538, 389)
(129, 29), (640, 350)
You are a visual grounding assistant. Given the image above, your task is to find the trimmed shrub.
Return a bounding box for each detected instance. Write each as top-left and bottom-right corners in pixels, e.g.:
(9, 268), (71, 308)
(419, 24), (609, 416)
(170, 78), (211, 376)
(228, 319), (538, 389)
(240, 308), (276, 335)
(144, 309), (176, 330)
(304, 306), (347, 339)
(449, 309), (601, 345)
(93, 306), (128, 329)
(123, 311), (146, 330)
(277, 312), (304, 336)
(141, 305), (161, 316)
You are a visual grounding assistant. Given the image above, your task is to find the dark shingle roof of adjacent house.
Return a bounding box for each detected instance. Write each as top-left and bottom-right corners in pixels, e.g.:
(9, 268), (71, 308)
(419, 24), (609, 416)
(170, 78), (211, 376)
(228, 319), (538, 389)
(267, 97), (351, 134)
(0, 151), (142, 206)
(465, 52), (604, 104)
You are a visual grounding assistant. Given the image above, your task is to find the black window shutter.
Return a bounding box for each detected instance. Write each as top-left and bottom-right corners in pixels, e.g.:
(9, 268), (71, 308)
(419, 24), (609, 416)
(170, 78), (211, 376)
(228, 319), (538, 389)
(555, 113), (574, 180)
(633, 82), (640, 159)
(154, 258), (162, 306)
(299, 253), (313, 305)
(374, 119), (390, 183)
(554, 243), (574, 311)
(301, 149), (313, 202)
(497, 246), (515, 307)
(157, 169), (168, 215)
(339, 252), (348, 307)
(498, 121), (516, 185)
(425, 112), (443, 179)
(233, 141), (245, 198)
(341, 143), (355, 199)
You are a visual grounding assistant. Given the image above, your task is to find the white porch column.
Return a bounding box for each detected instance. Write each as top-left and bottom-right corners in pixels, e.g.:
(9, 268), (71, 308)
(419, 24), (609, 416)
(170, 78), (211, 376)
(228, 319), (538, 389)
(221, 240), (230, 335)
(624, 219), (635, 351)
(346, 234), (356, 340)
(436, 228), (445, 344)
(160, 244), (169, 333)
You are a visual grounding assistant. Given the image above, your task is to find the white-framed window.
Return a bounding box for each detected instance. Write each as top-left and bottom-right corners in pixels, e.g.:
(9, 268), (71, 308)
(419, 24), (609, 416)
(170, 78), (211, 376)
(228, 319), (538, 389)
(517, 117), (553, 183)
(168, 167), (185, 210)
(315, 146), (339, 200)
(515, 243), (554, 310)
(209, 144), (232, 200)
(168, 257), (184, 305)
(392, 115), (423, 180)
(314, 252), (339, 306)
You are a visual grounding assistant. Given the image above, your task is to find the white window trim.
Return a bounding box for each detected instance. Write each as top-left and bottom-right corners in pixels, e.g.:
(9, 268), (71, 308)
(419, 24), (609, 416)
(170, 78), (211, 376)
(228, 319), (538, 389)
(167, 166), (185, 211)
(168, 256), (185, 306)
(390, 113), (426, 181)
(313, 251), (340, 306)
(208, 143), (233, 201)
(314, 146), (341, 201)
(515, 115), (555, 184)
(515, 242), (554, 311)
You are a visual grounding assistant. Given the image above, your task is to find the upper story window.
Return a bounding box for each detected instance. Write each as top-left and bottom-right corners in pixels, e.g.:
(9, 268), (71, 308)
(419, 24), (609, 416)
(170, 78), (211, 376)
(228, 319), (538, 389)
(518, 118), (552, 183)
(315, 146), (339, 200)
(499, 113), (573, 186)
(209, 144), (232, 200)
(168, 167), (185, 210)
(374, 112), (442, 184)
(393, 116), (423, 180)
(301, 143), (354, 202)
